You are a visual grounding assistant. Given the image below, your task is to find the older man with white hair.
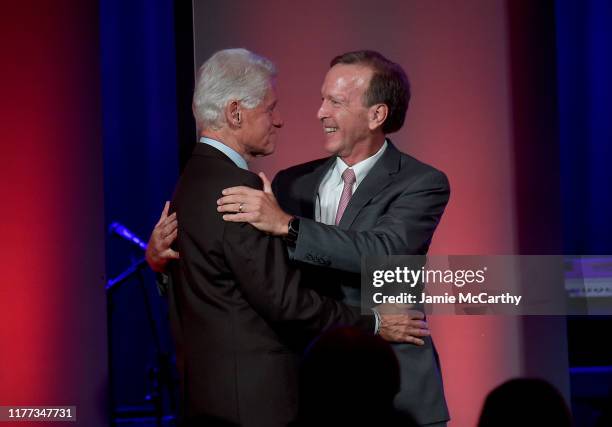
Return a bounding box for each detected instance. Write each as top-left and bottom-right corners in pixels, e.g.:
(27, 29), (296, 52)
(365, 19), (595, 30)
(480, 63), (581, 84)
(165, 48), (424, 427)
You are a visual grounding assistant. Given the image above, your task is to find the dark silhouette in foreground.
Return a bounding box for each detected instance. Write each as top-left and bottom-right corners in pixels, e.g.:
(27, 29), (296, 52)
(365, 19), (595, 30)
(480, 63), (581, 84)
(478, 377), (573, 427)
(295, 326), (418, 426)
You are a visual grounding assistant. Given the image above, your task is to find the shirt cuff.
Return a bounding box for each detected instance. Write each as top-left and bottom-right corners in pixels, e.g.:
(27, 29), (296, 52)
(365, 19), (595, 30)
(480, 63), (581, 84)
(371, 307), (381, 335)
(155, 272), (170, 296)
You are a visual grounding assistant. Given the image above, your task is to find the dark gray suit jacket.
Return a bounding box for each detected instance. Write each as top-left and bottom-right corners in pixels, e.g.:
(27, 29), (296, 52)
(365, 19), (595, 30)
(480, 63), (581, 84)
(272, 141), (451, 425)
(169, 143), (374, 427)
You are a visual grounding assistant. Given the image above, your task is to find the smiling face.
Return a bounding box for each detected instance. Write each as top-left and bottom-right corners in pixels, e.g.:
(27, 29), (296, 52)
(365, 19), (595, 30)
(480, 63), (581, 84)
(317, 64), (376, 159)
(238, 82), (283, 158)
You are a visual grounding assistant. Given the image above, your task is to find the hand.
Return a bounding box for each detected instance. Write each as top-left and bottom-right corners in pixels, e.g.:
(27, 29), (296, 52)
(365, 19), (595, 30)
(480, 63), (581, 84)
(377, 309), (430, 345)
(145, 201), (180, 273)
(217, 172), (292, 236)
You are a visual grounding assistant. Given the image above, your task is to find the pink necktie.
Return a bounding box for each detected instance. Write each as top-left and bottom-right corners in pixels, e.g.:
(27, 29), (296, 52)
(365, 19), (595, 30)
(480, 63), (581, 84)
(335, 168), (356, 225)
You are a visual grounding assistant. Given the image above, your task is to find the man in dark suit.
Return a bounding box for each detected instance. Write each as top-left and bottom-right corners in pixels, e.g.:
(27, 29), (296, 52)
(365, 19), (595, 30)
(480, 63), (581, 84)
(214, 51), (451, 426)
(157, 49), (429, 427)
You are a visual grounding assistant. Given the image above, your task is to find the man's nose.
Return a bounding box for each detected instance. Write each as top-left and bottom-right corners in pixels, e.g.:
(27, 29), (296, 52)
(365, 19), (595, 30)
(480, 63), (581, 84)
(273, 111), (284, 128)
(317, 101), (327, 121)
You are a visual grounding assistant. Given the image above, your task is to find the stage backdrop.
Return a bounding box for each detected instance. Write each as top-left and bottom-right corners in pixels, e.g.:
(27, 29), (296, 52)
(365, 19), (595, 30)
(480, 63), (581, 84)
(0, 2), (107, 426)
(190, 1), (568, 426)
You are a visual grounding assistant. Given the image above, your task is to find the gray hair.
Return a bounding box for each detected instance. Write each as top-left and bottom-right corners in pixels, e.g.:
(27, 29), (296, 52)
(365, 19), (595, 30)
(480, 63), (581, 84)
(192, 48), (277, 131)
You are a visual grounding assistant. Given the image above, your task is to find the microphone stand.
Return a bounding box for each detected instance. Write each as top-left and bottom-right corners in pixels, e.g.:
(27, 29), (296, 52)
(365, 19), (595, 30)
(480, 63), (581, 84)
(107, 225), (176, 427)
(106, 257), (147, 291)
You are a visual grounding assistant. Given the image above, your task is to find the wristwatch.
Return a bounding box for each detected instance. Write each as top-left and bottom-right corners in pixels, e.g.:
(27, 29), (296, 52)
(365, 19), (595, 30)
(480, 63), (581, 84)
(285, 216), (300, 247)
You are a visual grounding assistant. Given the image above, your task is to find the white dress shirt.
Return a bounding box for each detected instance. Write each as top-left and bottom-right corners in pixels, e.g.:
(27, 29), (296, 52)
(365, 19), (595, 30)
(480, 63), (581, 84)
(316, 141), (388, 224)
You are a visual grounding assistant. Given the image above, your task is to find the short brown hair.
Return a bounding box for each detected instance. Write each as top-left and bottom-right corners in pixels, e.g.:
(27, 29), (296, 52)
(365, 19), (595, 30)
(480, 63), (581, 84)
(330, 50), (410, 134)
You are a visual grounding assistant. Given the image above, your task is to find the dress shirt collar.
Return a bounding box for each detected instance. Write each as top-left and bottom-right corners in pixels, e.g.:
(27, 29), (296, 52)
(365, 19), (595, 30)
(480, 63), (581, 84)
(199, 136), (249, 170)
(332, 140), (388, 187)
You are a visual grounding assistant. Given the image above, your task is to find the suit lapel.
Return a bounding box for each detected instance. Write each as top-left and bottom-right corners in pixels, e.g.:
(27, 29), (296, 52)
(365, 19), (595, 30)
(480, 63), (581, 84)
(301, 156), (335, 219)
(338, 141), (402, 229)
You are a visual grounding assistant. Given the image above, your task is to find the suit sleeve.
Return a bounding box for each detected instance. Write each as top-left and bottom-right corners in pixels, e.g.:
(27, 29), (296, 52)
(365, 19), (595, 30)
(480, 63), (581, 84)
(288, 170), (450, 274)
(222, 220), (375, 333)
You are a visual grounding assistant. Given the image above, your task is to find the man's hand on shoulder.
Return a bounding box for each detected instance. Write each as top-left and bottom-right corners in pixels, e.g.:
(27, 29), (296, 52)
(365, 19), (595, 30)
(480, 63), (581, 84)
(217, 172), (292, 236)
(145, 201), (180, 273)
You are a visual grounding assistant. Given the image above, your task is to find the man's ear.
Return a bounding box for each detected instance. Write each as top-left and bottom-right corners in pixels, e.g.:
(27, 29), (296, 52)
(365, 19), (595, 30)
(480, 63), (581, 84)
(224, 101), (241, 128)
(368, 104), (388, 131)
